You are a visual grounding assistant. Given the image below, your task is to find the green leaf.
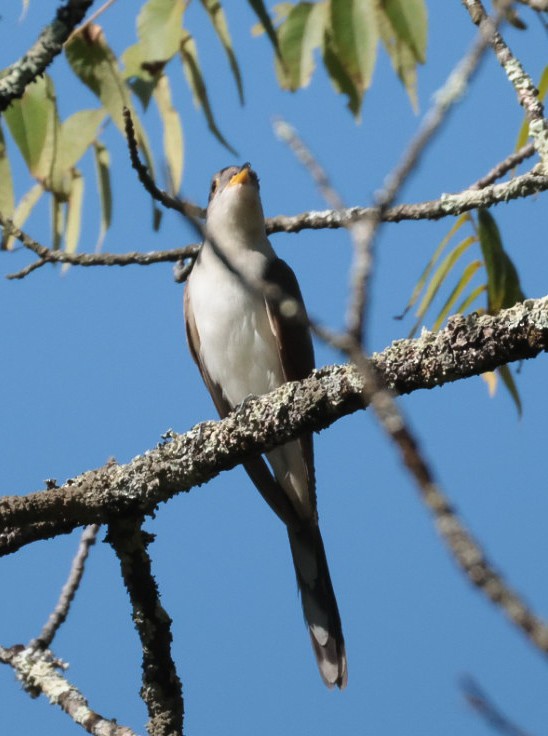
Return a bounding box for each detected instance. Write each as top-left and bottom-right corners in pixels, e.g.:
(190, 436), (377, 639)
(323, 31), (361, 116)
(153, 74), (184, 192)
(136, 0), (185, 62)
(378, 0), (427, 63)
(247, 0), (284, 61)
(179, 31), (236, 154)
(497, 364), (523, 417)
(409, 235), (476, 336)
(2, 183), (43, 250)
(64, 170), (85, 258)
(515, 65), (548, 151)
(93, 141), (112, 251)
(432, 259), (482, 330)
(51, 193), (64, 252)
(477, 209), (525, 313)
(51, 108), (106, 194)
(329, 0), (378, 117)
(454, 283), (486, 315)
(4, 74), (52, 175)
(401, 213), (469, 319)
(200, 0), (244, 103)
(251, 3), (293, 35)
(0, 124), (15, 222)
(277, 2), (326, 91)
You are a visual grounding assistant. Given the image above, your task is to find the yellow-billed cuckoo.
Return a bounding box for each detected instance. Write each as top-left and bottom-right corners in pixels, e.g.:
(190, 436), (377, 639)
(184, 163), (347, 689)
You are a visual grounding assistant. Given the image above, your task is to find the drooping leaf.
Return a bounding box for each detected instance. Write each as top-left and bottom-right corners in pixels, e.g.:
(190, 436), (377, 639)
(51, 108), (106, 194)
(409, 235), (477, 336)
(64, 170), (85, 260)
(400, 213), (469, 319)
(0, 124), (15, 222)
(4, 74), (52, 175)
(432, 259), (482, 331)
(251, 2), (293, 36)
(51, 193), (65, 252)
(93, 141), (112, 251)
(322, 31), (361, 117)
(481, 371), (497, 398)
(378, 0), (427, 63)
(497, 364), (523, 417)
(477, 209), (525, 314)
(329, 0), (378, 118)
(247, 0), (284, 61)
(454, 283), (486, 315)
(153, 74), (184, 192)
(200, 0), (244, 103)
(2, 183), (43, 250)
(515, 65), (548, 151)
(136, 0), (185, 62)
(277, 2), (327, 91)
(180, 30), (236, 154)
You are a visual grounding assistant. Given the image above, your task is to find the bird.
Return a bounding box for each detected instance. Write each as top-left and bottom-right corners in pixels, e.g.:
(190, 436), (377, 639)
(184, 162), (347, 689)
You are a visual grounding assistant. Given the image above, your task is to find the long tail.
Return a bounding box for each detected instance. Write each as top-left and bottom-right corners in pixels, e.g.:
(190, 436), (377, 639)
(287, 524), (347, 689)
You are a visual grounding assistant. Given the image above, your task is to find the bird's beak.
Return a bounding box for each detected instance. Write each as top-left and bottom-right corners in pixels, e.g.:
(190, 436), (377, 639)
(228, 164), (251, 187)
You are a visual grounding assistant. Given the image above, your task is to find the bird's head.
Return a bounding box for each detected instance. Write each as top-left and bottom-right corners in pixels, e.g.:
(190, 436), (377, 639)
(205, 163), (265, 243)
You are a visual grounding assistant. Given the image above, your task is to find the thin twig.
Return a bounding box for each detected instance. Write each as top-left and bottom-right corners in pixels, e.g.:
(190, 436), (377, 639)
(469, 142), (536, 189)
(0, 0), (94, 112)
(68, 0), (118, 41)
(461, 676), (535, 736)
(0, 645), (137, 736)
(108, 518), (184, 736)
(29, 525), (100, 651)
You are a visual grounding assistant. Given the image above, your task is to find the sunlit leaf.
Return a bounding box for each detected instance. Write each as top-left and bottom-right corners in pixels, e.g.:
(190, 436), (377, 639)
(454, 283), (486, 315)
(481, 371), (497, 397)
(277, 2), (326, 91)
(251, 2), (293, 36)
(247, 0), (284, 61)
(4, 74), (52, 175)
(180, 30), (236, 154)
(498, 363), (522, 417)
(51, 108), (106, 194)
(200, 0), (244, 103)
(378, 0), (427, 63)
(64, 170), (85, 263)
(329, 0), (378, 117)
(93, 141), (112, 251)
(409, 235), (476, 336)
(400, 213), (469, 319)
(153, 73), (184, 192)
(432, 259), (482, 330)
(322, 31), (361, 117)
(0, 124), (15, 223)
(2, 183), (43, 250)
(136, 0), (185, 62)
(477, 209), (525, 313)
(515, 65), (548, 151)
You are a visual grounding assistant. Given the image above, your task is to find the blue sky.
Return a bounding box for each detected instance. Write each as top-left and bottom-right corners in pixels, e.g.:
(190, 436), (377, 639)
(1, 2), (548, 735)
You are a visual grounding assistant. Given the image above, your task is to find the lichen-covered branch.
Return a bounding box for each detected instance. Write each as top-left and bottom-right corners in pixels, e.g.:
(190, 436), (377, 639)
(0, 645), (137, 736)
(0, 0), (95, 112)
(1, 296), (547, 549)
(108, 518), (184, 736)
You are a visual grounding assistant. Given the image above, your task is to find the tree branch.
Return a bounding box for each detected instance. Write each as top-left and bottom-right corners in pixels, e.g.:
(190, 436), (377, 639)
(0, 645), (137, 736)
(1, 296), (547, 547)
(0, 0), (95, 112)
(108, 518), (184, 736)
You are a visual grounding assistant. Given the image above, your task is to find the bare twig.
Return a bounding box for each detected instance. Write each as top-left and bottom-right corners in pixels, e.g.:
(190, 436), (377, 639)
(0, 645), (137, 736)
(0, 0), (95, 112)
(461, 676), (535, 736)
(462, 0), (548, 167)
(469, 142), (536, 189)
(29, 525), (100, 651)
(68, 0), (118, 40)
(108, 518), (184, 736)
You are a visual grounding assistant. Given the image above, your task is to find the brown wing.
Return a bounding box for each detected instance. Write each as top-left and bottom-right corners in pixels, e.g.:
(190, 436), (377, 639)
(184, 282), (303, 529)
(262, 258), (316, 506)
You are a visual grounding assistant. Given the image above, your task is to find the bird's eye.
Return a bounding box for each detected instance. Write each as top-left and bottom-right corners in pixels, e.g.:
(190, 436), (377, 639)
(210, 178), (218, 194)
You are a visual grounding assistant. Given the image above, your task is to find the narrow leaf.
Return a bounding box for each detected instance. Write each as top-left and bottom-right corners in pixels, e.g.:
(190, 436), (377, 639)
(410, 235), (476, 336)
(323, 31), (361, 117)
(376, 5), (419, 110)
(64, 170), (85, 260)
(481, 371), (497, 398)
(432, 259), (482, 330)
(2, 183), (43, 250)
(0, 124), (15, 222)
(93, 141), (112, 251)
(498, 364), (523, 417)
(200, 0), (244, 103)
(515, 65), (548, 151)
(153, 74), (184, 192)
(454, 283), (486, 315)
(180, 31), (236, 154)
(51, 193), (65, 252)
(477, 209), (525, 313)
(277, 2), (326, 91)
(247, 0), (284, 61)
(136, 0), (185, 62)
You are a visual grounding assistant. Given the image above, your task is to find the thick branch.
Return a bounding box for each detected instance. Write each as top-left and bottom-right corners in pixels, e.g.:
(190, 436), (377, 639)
(1, 296), (547, 548)
(0, 0), (95, 112)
